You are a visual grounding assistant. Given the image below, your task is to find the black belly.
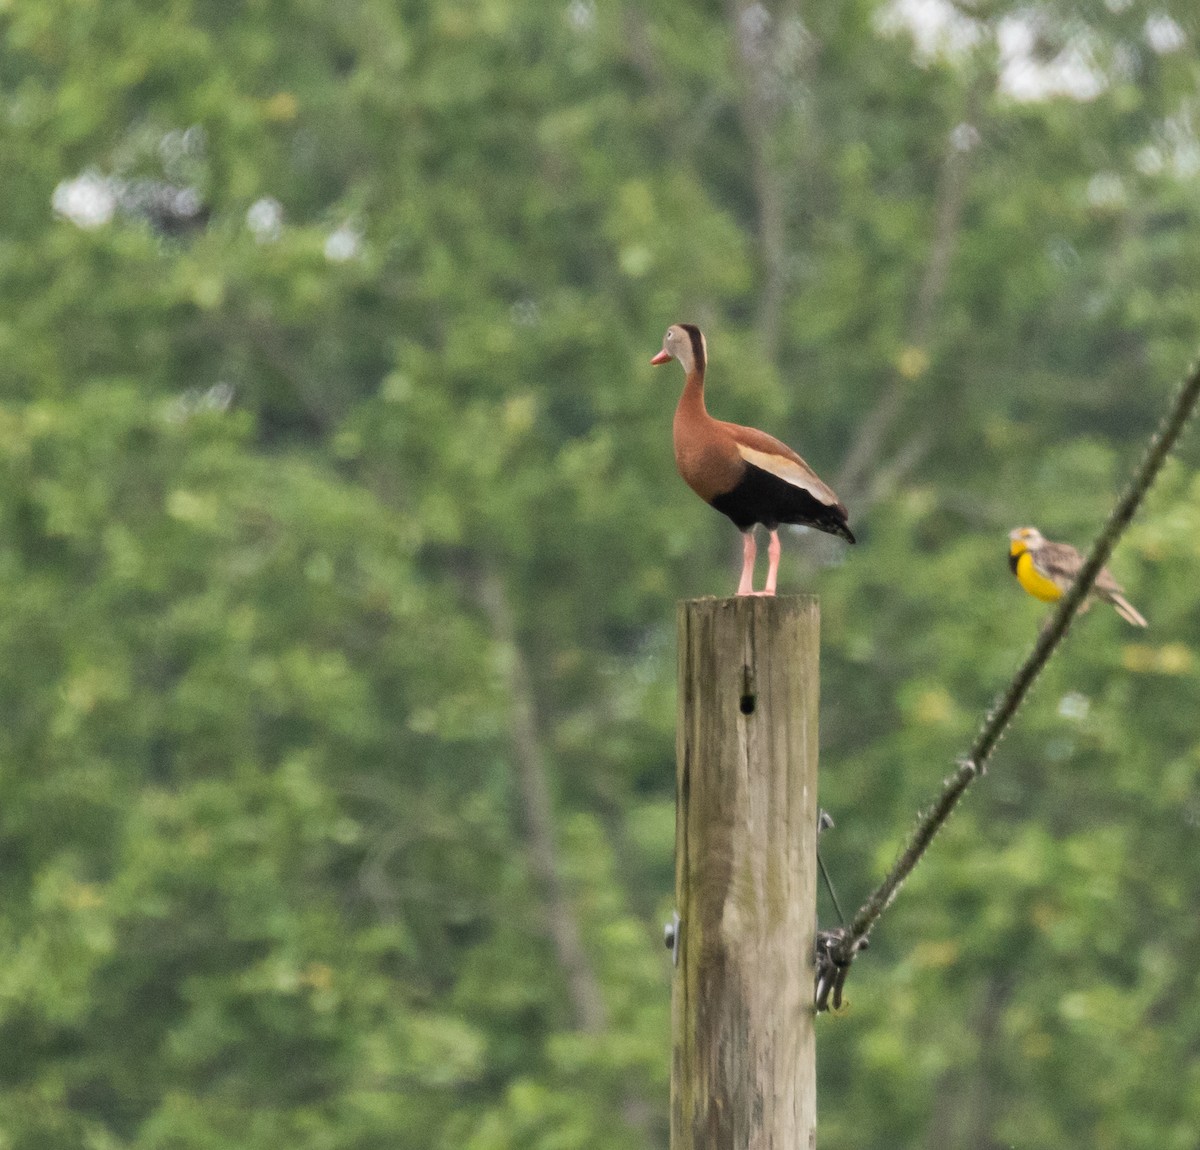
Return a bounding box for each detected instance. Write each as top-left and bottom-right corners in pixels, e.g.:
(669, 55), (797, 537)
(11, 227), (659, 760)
(709, 462), (855, 543)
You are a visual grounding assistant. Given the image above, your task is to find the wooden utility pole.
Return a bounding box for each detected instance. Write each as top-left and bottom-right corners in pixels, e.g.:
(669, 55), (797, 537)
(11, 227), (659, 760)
(672, 596), (819, 1150)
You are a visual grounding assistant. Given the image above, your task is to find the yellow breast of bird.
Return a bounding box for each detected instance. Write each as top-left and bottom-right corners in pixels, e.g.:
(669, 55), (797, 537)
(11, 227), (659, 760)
(1015, 550), (1063, 603)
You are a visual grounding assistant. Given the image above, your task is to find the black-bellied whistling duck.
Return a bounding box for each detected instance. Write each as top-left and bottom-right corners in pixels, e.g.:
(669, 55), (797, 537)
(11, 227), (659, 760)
(1008, 527), (1147, 626)
(651, 323), (855, 596)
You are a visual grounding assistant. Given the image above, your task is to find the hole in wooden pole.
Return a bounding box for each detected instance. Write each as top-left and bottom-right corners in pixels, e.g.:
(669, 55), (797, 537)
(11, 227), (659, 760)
(741, 664), (756, 716)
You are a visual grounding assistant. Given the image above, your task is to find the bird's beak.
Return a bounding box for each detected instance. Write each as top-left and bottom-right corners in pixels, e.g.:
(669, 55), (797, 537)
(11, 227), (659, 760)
(650, 349), (671, 365)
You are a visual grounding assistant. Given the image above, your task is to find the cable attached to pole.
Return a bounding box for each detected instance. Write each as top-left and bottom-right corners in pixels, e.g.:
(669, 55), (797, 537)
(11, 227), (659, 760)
(821, 351), (1200, 996)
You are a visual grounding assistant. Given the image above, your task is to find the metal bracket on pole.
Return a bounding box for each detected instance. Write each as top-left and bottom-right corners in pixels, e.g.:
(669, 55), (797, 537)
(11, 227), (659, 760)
(664, 910), (681, 967)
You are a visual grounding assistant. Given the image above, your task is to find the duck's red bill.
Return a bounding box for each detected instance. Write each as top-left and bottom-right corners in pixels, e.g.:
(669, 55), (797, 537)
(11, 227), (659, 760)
(650, 350), (671, 365)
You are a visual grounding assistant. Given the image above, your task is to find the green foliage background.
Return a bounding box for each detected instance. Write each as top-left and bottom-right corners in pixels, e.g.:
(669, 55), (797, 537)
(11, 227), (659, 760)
(3, 0), (1200, 1146)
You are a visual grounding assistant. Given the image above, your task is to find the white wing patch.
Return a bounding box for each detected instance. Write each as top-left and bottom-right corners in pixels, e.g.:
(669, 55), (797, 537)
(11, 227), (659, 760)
(736, 444), (838, 507)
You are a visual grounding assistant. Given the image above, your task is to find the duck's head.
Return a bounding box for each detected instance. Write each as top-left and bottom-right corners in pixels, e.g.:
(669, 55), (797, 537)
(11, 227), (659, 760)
(650, 323), (707, 374)
(1008, 526), (1045, 554)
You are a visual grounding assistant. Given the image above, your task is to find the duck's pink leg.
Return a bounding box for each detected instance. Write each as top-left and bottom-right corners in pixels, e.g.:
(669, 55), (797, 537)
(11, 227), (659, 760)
(762, 530), (781, 596)
(736, 532), (757, 596)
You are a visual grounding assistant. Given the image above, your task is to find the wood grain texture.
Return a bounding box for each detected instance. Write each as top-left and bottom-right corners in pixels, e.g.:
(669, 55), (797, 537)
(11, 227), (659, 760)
(672, 596), (819, 1150)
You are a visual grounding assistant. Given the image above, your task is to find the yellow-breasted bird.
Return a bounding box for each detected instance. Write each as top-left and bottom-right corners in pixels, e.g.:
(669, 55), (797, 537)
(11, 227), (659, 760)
(1008, 526), (1147, 627)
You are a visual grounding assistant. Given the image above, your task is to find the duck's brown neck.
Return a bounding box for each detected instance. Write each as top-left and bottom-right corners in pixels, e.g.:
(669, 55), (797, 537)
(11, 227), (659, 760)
(676, 367), (709, 422)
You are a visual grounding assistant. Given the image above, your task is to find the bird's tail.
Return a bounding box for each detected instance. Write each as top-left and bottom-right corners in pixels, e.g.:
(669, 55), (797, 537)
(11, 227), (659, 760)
(824, 503), (856, 545)
(1107, 591), (1148, 628)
